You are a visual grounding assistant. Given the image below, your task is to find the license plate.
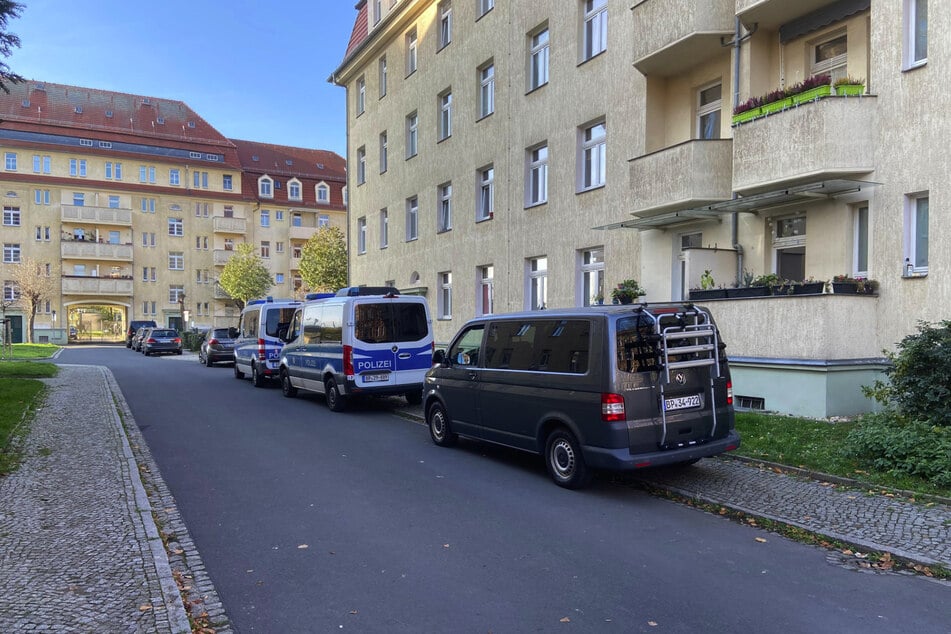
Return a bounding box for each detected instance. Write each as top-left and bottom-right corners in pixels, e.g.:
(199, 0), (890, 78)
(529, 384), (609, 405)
(664, 394), (701, 411)
(362, 373), (390, 383)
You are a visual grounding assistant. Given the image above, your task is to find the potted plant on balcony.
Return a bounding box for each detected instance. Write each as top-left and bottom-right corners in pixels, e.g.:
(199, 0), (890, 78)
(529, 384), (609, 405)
(611, 279), (646, 305)
(831, 274), (879, 294)
(779, 277), (827, 295)
(726, 271), (776, 298)
(689, 270), (726, 300)
(834, 76), (865, 97)
(732, 74), (832, 125)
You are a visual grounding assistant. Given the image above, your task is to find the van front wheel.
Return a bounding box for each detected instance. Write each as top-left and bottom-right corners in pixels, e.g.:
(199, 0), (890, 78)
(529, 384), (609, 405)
(280, 368), (297, 398)
(325, 378), (347, 412)
(545, 429), (592, 489)
(427, 402), (457, 447)
(234, 362), (245, 380)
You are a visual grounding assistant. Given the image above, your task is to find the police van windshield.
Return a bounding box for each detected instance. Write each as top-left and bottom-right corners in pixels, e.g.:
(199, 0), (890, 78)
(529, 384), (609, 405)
(355, 303), (427, 343)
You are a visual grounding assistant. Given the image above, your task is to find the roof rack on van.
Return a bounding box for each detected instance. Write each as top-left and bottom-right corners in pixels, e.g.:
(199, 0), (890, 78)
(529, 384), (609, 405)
(304, 292), (337, 301)
(335, 286), (400, 297)
(246, 296), (299, 306)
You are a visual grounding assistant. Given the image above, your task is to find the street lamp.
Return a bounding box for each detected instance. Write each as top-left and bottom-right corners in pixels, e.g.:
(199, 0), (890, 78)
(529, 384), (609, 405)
(178, 292), (186, 330)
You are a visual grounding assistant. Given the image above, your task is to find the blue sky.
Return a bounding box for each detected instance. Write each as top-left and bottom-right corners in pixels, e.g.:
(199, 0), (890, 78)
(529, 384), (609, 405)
(7, 0), (355, 156)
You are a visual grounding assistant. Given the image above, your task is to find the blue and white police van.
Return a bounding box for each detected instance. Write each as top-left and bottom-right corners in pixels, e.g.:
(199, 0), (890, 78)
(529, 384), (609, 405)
(278, 288), (433, 411)
(234, 297), (302, 387)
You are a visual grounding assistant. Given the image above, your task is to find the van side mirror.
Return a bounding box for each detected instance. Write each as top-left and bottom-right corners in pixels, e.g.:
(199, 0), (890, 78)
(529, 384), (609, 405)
(432, 349), (446, 366)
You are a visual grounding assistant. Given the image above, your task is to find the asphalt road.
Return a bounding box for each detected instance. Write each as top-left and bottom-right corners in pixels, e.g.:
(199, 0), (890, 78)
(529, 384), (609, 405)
(60, 346), (951, 633)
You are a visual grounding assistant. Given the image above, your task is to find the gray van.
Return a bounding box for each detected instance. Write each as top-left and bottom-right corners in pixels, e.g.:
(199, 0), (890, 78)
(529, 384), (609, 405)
(423, 303), (740, 488)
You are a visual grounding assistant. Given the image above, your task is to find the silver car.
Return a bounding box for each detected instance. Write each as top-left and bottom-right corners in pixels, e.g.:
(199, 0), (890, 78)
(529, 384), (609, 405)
(141, 328), (183, 356)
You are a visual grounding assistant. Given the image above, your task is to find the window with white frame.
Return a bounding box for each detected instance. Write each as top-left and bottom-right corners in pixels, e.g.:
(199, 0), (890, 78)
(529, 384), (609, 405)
(357, 216), (367, 254)
(259, 176), (273, 198)
(854, 205), (869, 278)
(380, 208), (389, 248)
(71, 159), (87, 177)
(406, 28), (418, 75)
(4, 152), (16, 170)
(2, 206), (19, 226)
(2, 243), (20, 263)
(357, 146), (367, 184)
(530, 27), (549, 90)
(479, 62), (495, 117)
(904, 193), (928, 274)
(904, 0), (928, 68)
(261, 209), (270, 227)
(439, 90), (452, 140)
(260, 241), (270, 258)
(276, 241), (284, 253)
(477, 165), (494, 221)
(579, 120), (606, 190)
(811, 32), (848, 83)
(141, 198), (155, 213)
(33, 155), (51, 174)
(276, 273), (284, 284)
(438, 182), (452, 232)
(74, 192), (85, 206)
(697, 83), (722, 140)
(580, 247), (604, 306)
(289, 180), (301, 200)
(527, 256), (548, 310)
(772, 215), (806, 281)
(356, 76), (366, 115)
(379, 132), (388, 173)
(479, 0), (494, 17)
(169, 168), (181, 185)
(34, 189), (50, 205)
(379, 55), (388, 97)
(582, 0), (607, 60)
(319, 214), (330, 228)
(479, 265), (494, 315)
(317, 183), (330, 203)
(406, 196), (419, 240)
(527, 143), (549, 206)
(3, 280), (18, 301)
(168, 252), (184, 270)
(168, 217), (183, 236)
(438, 1), (452, 49)
(169, 285), (184, 304)
(406, 112), (418, 158)
(223, 174), (233, 190)
(438, 271), (452, 319)
(372, 0), (382, 24)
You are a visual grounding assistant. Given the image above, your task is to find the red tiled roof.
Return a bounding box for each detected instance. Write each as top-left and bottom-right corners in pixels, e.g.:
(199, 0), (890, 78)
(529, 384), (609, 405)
(343, 1), (369, 62)
(229, 139), (345, 181)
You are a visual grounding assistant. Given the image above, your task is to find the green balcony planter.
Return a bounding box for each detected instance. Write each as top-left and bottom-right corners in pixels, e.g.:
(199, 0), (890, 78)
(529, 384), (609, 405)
(835, 83), (865, 96)
(761, 97), (794, 115)
(732, 107), (763, 124)
(792, 84), (832, 105)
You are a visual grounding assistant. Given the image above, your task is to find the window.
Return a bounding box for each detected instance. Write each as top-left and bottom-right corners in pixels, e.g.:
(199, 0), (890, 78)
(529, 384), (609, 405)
(70, 159), (87, 177)
(169, 252), (184, 270)
(168, 217), (183, 236)
(406, 28), (418, 75)
(2, 280), (17, 301)
(193, 171), (209, 188)
(904, 0), (928, 68)
(289, 180), (301, 200)
(357, 146), (367, 184)
(261, 209), (270, 227)
(772, 215), (806, 281)
(357, 217), (367, 254)
(33, 155), (51, 174)
(2, 206), (19, 226)
(479, 62), (495, 118)
(812, 32), (848, 83)
(854, 205), (869, 277)
(530, 28), (549, 90)
(292, 212), (303, 227)
(108, 195), (120, 208)
(479, 0), (494, 17)
(580, 247), (604, 306)
(527, 256), (548, 310)
(697, 83), (722, 140)
(580, 120), (606, 190)
(438, 182), (452, 232)
(380, 208), (389, 248)
(276, 273), (285, 284)
(259, 176), (273, 198)
(34, 189), (50, 205)
(527, 143), (549, 206)
(108, 231), (120, 244)
(224, 205), (234, 218)
(438, 1), (452, 49)
(379, 132), (388, 173)
(3, 243), (21, 263)
(379, 56), (388, 97)
(4, 152), (16, 170)
(223, 174), (233, 190)
(356, 76), (366, 115)
(406, 196), (419, 241)
(478, 165), (494, 221)
(141, 198), (155, 213)
(317, 183), (330, 203)
(904, 193), (929, 274)
(73, 192), (85, 206)
(479, 265), (494, 315)
(169, 168), (181, 185)
(438, 271), (452, 319)
(439, 90), (452, 140)
(169, 285), (185, 304)
(373, 0), (382, 24)
(319, 214), (330, 228)
(583, 0), (607, 60)
(138, 165), (155, 183)
(406, 112), (418, 158)
(261, 241), (270, 258)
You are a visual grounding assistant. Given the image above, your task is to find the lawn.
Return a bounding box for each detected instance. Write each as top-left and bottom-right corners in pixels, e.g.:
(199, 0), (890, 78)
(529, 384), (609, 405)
(1, 343), (60, 360)
(0, 361), (57, 474)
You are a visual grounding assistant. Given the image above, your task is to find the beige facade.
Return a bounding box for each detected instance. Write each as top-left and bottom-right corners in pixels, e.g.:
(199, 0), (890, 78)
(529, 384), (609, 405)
(336, 0), (947, 418)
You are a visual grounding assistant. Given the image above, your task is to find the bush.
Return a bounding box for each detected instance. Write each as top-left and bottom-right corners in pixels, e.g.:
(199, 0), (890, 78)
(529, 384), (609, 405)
(181, 330), (204, 352)
(845, 413), (951, 488)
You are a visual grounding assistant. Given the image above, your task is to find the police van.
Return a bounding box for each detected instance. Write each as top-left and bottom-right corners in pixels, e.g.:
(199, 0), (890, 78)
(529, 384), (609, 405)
(278, 288), (433, 411)
(234, 297), (302, 387)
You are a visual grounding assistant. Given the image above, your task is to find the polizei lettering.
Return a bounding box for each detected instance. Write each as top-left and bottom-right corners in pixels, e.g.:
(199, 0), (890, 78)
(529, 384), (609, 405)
(356, 359), (392, 371)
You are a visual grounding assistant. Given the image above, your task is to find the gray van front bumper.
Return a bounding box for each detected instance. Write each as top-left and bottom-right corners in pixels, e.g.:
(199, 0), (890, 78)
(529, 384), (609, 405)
(583, 429), (741, 471)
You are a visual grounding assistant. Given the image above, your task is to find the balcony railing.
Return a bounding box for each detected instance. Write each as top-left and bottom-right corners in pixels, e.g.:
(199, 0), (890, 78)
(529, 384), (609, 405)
(214, 249), (234, 266)
(61, 205), (133, 226)
(632, 0), (734, 76)
(732, 95), (877, 193)
(629, 139), (733, 217)
(213, 216), (247, 234)
(213, 285), (232, 300)
(61, 276), (134, 296)
(61, 241), (133, 261)
(289, 225), (316, 241)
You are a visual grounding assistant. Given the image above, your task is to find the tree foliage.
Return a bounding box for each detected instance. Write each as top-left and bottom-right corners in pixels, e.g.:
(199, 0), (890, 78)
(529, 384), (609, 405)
(10, 256), (57, 343)
(217, 243), (273, 310)
(0, 1), (24, 93)
(299, 226), (347, 293)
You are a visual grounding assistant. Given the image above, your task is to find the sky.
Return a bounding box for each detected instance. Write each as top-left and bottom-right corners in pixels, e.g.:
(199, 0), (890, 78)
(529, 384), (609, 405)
(6, 0), (356, 156)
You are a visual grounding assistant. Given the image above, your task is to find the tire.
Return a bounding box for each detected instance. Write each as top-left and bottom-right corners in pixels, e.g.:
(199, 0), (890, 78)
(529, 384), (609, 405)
(176, 350), (183, 355)
(427, 402), (457, 447)
(280, 368), (298, 398)
(545, 429), (592, 489)
(204, 352), (213, 367)
(252, 363), (267, 388)
(234, 361), (245, 380)
(324, 378), (347, 412)
(405, 389), (423, 406)
(143, 349), (150, 357)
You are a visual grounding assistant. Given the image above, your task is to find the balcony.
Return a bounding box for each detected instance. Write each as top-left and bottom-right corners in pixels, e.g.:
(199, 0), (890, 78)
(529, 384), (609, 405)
(213, 284), (232, 300)
(289, 256), (301, 271)
(214, 249), (234, 266)
(213, 216), (247, 234)
(289, 225), (316, 241)
(61, 276), (134, 296)
(61, 241), (133, 261)
(732, 95), (877, 194)
(632, 0), (735, 76)
(61, 205), (133, 226)
(629, 139), (733, 218)
(736, 0), (842, 31)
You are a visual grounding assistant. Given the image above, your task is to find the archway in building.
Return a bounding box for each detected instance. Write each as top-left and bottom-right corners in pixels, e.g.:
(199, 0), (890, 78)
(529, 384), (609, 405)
(67, 303), (127, 344)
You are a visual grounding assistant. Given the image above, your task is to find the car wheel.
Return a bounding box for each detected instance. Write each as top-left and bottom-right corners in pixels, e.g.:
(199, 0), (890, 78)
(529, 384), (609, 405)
(143, 349), (150, 356)
(427, 402), (457, 447)
(280, 369), (298, 398)
(252, 363), (267, 388)
(405, 389), (423, 406)
(204, 352), (213, 367)
(325, 378), (347, 412)
(177, 350), (183, 355)
(234, 362), (245, 380)
(545, 428), (592, 489)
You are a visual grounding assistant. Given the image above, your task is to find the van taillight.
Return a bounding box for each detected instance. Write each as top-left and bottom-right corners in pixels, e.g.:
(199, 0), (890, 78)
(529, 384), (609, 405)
(727, 380), (734, 406)
(601, 393), (625, 422)
(343, 345), (354, 377)
(257, 338), (266, 361)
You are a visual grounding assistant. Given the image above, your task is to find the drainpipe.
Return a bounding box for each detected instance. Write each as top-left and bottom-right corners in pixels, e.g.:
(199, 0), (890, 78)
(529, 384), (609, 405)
(732, 17), (744, 286)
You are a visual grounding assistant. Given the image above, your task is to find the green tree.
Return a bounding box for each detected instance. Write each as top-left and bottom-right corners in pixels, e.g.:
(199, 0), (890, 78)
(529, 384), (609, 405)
(217, 243), (273, 310)
(0, 1), (24, 94)
(10, 257), (57, 344)
(300, 226), (348, 293)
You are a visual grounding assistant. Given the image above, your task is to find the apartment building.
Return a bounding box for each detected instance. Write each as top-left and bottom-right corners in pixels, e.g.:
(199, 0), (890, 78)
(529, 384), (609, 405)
(334, 0), (947, 418)
(0, 82), (346, 343)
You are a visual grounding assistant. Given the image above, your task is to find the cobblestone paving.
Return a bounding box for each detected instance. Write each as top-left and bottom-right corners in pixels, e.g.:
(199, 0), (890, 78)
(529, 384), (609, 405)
(0, 365), (189, 633)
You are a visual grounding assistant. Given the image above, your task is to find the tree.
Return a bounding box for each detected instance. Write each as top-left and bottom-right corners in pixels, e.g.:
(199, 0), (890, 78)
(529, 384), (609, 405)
(10, 256), (57, 343)
(217, 243), (273, 310)
(299, 226), (348, 293)
(0, 1), (24, 94)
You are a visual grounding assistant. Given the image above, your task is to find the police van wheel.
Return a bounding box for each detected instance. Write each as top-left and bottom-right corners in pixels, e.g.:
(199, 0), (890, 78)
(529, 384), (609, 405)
(280, 369), (298, 398)
(545, 429), (592, 489)
(252, 363), (267, 388)
(233, 362), (245, 380)
(427, 402), (457, 447)
(325, 378), (347, 412)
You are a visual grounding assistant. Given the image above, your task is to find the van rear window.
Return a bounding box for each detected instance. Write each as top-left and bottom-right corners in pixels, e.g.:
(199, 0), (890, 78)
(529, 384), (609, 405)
(484, 319), (589, 373)
(354, 303), (428, 343)
(265, 307), (297, 338)
(617, 315), (660, 373)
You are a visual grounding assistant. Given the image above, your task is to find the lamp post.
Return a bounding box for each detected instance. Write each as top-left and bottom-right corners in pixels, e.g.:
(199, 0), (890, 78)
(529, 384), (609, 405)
(178, 292), (186, 330)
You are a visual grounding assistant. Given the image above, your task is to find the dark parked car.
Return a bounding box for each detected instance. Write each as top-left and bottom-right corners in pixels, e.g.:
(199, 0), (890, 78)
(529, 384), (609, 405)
(199, 327), (237, 366)
(126, 320), (157, 347)
(141, 328), (183, 356)
(131, 326), (151, 351)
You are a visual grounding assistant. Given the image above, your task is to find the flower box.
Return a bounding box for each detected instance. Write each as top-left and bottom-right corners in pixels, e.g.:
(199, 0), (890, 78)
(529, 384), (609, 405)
(832, 281), (859, 294)
(791, 84), (832, 105)
(790, 281), (826, 295)
(732, 107), (763, 124)
(760, 97), (794, 116)
(835, 84), (864, 97)
(726, 286), (770, 298)
(689, 289), (727, 300)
